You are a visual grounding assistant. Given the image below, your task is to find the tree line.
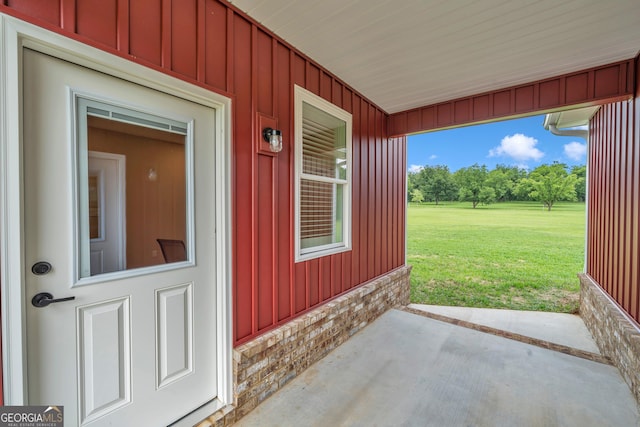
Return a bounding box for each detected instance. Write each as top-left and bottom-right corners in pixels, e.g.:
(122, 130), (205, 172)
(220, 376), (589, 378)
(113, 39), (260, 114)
(408, 163), (585, 211)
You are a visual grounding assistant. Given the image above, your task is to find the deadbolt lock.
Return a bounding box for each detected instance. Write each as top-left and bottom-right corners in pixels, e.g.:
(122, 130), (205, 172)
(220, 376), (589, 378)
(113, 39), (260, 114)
(31, 261), (52, 275)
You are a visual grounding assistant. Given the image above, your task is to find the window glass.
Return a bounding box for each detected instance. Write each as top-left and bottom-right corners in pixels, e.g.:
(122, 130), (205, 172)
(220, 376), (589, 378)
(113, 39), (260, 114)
(302, 102), (347, 180)
(77, 99), (191, 279)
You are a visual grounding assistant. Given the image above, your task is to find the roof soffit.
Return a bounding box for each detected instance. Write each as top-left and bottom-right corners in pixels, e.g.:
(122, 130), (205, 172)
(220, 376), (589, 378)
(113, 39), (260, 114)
(229, 0), (640, 114)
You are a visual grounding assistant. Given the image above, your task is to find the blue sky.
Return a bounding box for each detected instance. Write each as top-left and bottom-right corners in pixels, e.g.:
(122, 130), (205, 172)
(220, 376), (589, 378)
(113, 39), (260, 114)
(407, 115), (587, 173)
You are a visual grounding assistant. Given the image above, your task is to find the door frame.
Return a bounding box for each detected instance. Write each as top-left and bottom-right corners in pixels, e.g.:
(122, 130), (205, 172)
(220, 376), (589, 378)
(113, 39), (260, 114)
(0, 14), (234, 418)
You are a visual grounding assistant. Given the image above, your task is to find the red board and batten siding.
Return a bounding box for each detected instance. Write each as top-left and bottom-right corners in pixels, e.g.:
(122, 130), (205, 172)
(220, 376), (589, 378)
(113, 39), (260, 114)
(389, 59), (635, 137)
(0, 1), (407, 346)
(586, 54), (640, 325)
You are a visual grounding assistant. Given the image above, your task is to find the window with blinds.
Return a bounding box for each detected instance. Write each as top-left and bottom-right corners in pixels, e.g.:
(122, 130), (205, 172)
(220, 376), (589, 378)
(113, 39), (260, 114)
(295, 86), (352, 261)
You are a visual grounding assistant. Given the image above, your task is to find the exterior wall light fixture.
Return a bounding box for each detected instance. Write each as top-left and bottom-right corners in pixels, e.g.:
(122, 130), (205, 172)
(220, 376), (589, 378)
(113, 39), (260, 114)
(262, 127), (283, 153)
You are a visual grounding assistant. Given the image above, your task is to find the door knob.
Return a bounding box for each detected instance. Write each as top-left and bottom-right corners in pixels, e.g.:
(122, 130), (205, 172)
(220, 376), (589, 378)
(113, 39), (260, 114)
(31, 292), (75, 308)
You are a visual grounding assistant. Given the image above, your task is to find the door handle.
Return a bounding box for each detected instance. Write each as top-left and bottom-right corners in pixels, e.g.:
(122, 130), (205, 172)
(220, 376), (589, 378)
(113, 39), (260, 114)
(31, 292), (75, 308)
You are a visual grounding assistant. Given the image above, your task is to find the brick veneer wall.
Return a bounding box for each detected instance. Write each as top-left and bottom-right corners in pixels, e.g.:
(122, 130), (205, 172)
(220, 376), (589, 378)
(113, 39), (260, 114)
(579, 273), (640, 404)
(197, 265), (412, 426)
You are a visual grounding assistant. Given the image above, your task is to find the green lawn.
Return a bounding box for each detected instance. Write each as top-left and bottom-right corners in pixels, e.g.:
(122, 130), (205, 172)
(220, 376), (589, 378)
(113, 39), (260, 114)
(407, 201), (585, 313)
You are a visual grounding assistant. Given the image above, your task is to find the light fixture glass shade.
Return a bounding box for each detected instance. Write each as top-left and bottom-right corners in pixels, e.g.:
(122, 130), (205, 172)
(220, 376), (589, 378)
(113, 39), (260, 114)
(263, 127), (283, 153)
(269, 131), (282, 153)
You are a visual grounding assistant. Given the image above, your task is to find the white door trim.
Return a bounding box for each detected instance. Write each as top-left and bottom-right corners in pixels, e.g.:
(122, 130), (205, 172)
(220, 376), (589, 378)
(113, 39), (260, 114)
(0, 14), (233, 413)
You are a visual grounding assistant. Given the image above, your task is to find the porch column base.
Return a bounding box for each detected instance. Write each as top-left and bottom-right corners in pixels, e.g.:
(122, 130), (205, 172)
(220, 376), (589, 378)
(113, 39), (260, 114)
(579, 273), (640, 405)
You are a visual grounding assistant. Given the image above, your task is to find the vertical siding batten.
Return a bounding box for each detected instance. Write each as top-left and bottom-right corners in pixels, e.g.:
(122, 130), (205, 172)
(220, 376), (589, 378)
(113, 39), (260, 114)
(598, 110), (606, 286)
(284, 47), (295, 321)
(375, 109), (383, 277)
(271, 42), (285, 321)
(600, 105), (608, 293)
(612, 103), (620, 301)
(605, 105), (612, 296)
(292, 54), (307, 316)
(620, 102), (630, 310)
(618, 102), (633, 312)
(225, 7), (234, 92)
(381, 119), (389, 274)
(599, 109), (606, 285)
(309, 258), (319, 307)
(359, 99), (369, 283)
(195, 0), (206, 83)
(161, 0), (171, 69)
(250, 23), (260, 333)
(60, 0), (74, 32)
(368, 103), (376, 279)
(350, 90), (360, 291)
(116, 0), (129, 54)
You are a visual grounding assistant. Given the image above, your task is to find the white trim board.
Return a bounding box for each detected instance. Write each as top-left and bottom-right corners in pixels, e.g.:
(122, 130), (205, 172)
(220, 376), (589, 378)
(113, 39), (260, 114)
(0, 14), (234, 417)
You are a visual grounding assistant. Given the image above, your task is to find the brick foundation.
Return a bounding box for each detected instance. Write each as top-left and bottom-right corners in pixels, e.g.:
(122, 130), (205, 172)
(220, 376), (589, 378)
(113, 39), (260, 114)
(579, 273), (640, 405)
(196, 265), (412, 426)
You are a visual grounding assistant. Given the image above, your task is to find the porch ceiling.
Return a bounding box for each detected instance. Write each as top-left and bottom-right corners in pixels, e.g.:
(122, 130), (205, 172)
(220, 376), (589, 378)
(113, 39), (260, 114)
(228, 0), (640, 114)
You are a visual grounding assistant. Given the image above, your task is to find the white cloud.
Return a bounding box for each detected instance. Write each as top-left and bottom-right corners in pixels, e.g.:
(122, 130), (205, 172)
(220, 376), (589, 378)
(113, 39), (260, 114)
(408, 164), (423, 173)
(564, 141), (586, 161)
(429, 154), (438, 160)
(489, 133), (544, 162)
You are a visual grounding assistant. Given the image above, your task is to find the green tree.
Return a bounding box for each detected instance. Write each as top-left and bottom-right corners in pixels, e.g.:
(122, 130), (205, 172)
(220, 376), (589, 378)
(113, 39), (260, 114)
(522, 163), (577, 211)
(514, 173), (534, 201)
(454, 164), (491, 208)
(407, 170), (418, 201)
(571, 165), (586, 202)
(479, 186), (496, 205)
(486, 168), (512, 202)
(410, 188), (425, 203)
(493, 164), (528, 201)
(423, 165), (457, 204)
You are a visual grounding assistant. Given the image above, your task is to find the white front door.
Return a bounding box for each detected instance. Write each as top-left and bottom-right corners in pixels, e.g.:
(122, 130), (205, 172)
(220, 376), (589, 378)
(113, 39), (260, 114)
(23, 48), (219, 426)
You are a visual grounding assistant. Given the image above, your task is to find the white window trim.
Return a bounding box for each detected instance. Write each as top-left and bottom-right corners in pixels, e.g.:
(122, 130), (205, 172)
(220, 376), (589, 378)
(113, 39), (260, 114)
(294, 85), (352, 262)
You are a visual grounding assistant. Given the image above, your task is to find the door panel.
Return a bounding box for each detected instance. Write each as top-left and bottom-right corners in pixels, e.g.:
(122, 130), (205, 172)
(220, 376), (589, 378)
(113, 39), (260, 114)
(23, 49), (218, 426)
(156, 283), (193, 388)
(78, 298), (131, 423)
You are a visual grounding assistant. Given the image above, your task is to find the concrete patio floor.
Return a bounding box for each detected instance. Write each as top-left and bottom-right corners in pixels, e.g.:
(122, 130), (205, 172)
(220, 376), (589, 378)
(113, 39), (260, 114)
(234, 306), (640, 427)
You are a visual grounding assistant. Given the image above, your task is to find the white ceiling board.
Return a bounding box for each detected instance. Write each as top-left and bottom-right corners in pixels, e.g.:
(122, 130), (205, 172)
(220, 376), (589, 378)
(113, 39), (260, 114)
(229, 0), (640, 114)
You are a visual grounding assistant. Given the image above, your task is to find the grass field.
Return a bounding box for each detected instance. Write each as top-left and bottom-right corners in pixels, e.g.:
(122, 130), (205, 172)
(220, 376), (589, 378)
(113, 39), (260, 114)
(407, 201), (585, 313)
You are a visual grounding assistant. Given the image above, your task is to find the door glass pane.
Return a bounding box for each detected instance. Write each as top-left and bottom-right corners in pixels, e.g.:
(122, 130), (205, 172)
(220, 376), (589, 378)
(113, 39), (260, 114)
(77, 99), (190, 279)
